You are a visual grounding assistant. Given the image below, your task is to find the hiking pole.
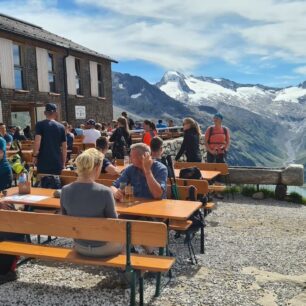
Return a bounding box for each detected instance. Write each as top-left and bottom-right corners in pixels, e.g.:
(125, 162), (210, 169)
(166, 155), (179, 200)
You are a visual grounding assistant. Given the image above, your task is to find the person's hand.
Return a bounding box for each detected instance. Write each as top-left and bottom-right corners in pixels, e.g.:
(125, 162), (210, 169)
(32, 156), (37, 165)
(142, 152), (153, 174)
(113, 188), (124, 201)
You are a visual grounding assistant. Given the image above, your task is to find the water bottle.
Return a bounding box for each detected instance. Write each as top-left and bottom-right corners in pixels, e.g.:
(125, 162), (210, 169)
(18, 173), (27, 184)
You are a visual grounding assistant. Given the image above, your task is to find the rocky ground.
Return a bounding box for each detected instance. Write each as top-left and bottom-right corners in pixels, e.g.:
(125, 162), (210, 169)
(0, 196), (305, 306)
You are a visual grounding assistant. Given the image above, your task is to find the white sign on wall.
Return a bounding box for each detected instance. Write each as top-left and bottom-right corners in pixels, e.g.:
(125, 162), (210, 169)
(75, 106), (86, 119)
(0, 100), (3, 123)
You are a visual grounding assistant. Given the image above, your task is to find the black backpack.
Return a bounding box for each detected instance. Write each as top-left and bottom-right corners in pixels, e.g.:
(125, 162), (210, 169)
(179, 167), (202, 180)
(39, 175), (62, 189)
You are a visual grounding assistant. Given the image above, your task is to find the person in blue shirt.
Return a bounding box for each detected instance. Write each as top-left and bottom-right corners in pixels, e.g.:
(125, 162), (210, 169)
(156, 119), (168, 130)
(33, 103), (67, 175)
(0, 137), (12, 191)
(0, 124), (13, 147)
(111, 143), (168, 200)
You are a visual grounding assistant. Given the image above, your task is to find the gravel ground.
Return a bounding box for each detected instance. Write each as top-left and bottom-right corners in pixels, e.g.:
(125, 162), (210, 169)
(0, 196), (305, 306)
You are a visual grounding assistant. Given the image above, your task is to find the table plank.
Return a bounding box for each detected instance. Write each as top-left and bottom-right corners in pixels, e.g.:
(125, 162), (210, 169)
(2, 187), (201, 221)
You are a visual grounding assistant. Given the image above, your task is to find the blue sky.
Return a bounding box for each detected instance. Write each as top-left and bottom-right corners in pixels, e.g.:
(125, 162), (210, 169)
(1, 0), (306, 87)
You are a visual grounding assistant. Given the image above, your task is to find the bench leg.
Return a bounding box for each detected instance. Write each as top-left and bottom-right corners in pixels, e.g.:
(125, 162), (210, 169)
(155, 272), (162, 297)
(129, 269), (136, 306)
(138, 271), (144, 306)
(200, 223), (205, 254)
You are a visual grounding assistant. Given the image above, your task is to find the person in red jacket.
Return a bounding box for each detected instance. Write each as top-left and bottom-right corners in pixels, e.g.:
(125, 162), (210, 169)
(205, 113), (230, 163)
(142, 120), (157, 146)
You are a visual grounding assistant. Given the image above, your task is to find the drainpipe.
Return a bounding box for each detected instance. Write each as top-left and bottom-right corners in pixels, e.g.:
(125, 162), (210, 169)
(63, 49), (70, 122)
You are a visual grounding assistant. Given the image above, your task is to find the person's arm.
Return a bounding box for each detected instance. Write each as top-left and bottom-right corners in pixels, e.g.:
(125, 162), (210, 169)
(0, 149), (4, 161)
(6, 134), (13, 147)
(143, 153), (165, 199)
(106, 164), (121, 175)
(175, 134), (187, 161)
(104, 190), (118, 218)
(33, 135), (41, 165)
(224, 128), (231, 151)
(61, 141), (67, 168)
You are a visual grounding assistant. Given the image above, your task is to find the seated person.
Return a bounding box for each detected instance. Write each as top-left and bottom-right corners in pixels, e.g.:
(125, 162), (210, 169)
(150, 136), (164, 162)
(60, 148), (122, 257)
(111, 143), (167, 200)
(0, 137), (12, 191)
(96, 136), (120, 175)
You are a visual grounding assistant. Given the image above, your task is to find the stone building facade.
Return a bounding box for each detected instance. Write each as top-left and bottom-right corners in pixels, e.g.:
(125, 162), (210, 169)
(0, 14), (116, 129)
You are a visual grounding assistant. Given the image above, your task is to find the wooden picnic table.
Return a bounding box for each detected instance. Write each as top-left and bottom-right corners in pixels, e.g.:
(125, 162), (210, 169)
(2, 187), (202, 221)
(6, 150), (19, 158)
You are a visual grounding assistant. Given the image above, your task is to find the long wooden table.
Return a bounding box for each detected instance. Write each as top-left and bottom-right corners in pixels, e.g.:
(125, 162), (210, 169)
(2, 187), (202, 221)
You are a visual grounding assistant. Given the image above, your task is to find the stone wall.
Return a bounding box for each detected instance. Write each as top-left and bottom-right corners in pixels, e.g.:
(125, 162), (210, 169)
(163, 136), (207, 160)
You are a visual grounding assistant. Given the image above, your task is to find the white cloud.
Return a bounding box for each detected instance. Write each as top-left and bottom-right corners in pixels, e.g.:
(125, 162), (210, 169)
(294, 66), (306, 75)
(1, 0), (306, 73)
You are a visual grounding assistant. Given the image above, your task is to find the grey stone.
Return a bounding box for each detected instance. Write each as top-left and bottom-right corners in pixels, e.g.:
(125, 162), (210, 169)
(252, 192), (265, 200)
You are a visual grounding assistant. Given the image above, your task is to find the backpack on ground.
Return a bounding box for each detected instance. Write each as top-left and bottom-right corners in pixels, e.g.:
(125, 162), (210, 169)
(179, 167), (202, 180)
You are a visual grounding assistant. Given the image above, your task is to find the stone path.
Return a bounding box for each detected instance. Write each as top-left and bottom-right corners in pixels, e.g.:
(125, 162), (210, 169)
(0, 196), (305, 305)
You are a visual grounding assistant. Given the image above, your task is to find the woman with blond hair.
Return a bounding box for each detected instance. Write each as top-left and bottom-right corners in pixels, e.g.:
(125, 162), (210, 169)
(60, 148), (121, 257)
(109, 117), (131, 159)
(175, 117), (202, 162)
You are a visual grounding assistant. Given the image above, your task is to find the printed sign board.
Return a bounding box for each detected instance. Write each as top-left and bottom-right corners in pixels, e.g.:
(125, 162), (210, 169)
(75, 106), (86, 119)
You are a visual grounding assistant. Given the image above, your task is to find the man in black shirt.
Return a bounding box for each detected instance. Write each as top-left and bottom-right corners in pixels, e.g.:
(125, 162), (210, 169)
(33, 103), (67, 175)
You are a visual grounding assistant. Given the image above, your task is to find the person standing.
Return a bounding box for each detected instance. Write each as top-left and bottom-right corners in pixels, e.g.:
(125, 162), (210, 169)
(0, 137), (12, 191)
(175, 118), (202, 162)
(109, 117), (131, 159)
(142, 120), (157, 146)
(205, 113), (230, 163)
(83, 119), (101, 144)
(33, 103), (67, 175)
(122, 111), (135, 130)
(0, 123), (13, 147)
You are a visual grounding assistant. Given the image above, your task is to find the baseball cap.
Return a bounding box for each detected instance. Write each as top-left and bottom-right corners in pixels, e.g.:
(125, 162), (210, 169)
(214, 112), (223, 120)
(45, 103), (57, 113)
(87, 119), (96, 126)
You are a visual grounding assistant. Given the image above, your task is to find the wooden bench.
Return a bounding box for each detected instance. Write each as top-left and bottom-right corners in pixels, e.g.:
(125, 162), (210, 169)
(0, 210), (174, 306)
(60, 176), (114, 187)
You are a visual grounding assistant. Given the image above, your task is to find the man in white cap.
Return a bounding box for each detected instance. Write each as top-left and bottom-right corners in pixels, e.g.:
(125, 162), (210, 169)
(33, 103), (67, 174)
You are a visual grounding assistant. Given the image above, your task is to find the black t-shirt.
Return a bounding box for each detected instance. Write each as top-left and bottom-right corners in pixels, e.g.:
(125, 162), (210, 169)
(35, 119), (66, 174)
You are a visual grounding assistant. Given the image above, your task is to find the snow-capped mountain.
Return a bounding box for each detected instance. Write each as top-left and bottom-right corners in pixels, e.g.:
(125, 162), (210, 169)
(157, 71), (306, 117)
(112, 71), (306, 172)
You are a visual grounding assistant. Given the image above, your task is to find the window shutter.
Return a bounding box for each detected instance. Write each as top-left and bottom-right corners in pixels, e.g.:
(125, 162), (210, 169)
(36, 47), (49, 92)
(0, 38), (14, 89)
(90, 61), (98, 97)
(66, 55), (76, 95)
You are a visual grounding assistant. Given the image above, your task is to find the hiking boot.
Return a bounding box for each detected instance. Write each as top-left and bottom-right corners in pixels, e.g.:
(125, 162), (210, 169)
(0, 271), (18, 285)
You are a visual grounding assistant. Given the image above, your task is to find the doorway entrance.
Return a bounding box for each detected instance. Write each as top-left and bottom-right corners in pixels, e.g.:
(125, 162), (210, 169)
(10, 102), (46, 130)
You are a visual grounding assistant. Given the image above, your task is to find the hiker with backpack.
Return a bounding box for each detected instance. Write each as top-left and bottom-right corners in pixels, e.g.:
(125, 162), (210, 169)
(142, 120), (157, 146)
(205, 112), (230, 163)
(109, 117), (131, 159)
(175, 118), (202, 162)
